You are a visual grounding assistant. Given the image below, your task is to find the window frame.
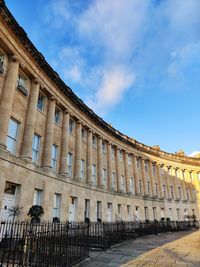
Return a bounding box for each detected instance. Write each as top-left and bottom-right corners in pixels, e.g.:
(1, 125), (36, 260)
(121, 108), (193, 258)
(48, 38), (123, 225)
(32, 133), (41, 164)
(6, 118), (20, 155)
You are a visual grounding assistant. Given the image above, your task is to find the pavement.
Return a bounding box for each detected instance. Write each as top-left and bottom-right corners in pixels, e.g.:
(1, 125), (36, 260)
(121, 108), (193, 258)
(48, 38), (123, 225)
(79, 230), (200, 267)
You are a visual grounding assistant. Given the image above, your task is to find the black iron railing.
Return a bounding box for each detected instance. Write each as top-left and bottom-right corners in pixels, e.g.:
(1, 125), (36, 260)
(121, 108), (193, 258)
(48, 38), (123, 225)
(88, 220), (199, 250)
(0, 221), (89, 267)
(0, 220), (198, 265)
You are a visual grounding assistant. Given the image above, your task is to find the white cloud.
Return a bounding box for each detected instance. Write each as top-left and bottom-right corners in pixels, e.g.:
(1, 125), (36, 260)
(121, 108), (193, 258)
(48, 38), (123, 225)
(43, 0), (200, 113)
(87, 67), (135, 114)
(189, 151), (200, 157)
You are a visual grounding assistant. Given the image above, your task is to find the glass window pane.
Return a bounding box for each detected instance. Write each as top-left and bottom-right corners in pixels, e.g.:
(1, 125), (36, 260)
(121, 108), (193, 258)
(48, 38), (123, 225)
(8, 119), (18, 139)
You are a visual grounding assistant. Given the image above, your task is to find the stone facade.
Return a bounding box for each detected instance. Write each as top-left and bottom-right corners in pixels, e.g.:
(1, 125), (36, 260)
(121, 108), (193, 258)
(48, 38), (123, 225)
(0, 1), (200, 222)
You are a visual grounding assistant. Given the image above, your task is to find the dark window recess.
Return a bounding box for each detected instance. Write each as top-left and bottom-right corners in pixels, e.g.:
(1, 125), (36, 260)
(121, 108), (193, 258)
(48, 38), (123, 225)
(16, 81), (28, 96)
(0, 60), (4, 74)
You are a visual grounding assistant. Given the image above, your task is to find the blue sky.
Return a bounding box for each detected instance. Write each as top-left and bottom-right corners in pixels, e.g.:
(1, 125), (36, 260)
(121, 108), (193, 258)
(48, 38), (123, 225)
(5, 0), (200, 155)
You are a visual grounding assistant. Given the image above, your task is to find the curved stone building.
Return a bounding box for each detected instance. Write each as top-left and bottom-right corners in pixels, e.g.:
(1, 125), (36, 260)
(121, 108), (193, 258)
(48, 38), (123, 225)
(0, 1), (199, 222)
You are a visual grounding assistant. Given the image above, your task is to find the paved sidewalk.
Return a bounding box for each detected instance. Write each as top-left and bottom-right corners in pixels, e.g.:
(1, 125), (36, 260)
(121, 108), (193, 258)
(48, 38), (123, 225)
(80, 231), (196, 267)
(122, 230), (200, 267)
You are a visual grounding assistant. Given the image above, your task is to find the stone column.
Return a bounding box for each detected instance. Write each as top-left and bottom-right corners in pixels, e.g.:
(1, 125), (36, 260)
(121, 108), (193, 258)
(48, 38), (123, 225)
(97, 136), (104, 187)
(124, 152), (130, 193)
(116, 147), (123, 192)
(60, 110), (69, 175)
(164, 165), (171, 200)
(87, 129), (93, 185)
(21, 78), (40, 159)
(133, 155), (139, 195)
(141, 158), (148, 196)
(0, 55), (20, 148)
(156, 163), (164, 199)
(107, 142), (113, 190)
(149, 161), (156, 197)
(42, 96), (56, 168)
(74, 120), (82, 180)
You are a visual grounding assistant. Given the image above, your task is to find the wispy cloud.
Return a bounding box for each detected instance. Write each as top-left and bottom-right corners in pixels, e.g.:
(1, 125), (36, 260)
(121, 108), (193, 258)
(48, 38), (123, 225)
(42, 0), (200, 114)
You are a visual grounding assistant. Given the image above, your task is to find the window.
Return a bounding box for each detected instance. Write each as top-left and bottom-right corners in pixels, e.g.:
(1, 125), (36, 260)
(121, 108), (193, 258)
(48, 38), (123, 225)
(127, 205), (131, 221)
(32, 133), (40, 164)
(169, 208), (173, 220)
(163, 185), (166, 198)
(33, 189), (43, 205)
(81, 128), (86, 141)
(118, 204), (122, 216)
(121, 175), (124, 191)
(112, 172), (116, 189)
(67, 152), (73, 176)
(155, 183), (158, 196)
(186, 188), (190, 201)
(37, 93), (45, 111)
(161, 167), (165, 176)
(92, 164), (96, 183)
(176, 208), (180, 221)
(6, 118), (19, 155)
(102, 142), (106, 153)
(153, 164), (156, 176)
(144, 207), (149, 220)
(136, 157), (140, 169)
(139, 180), (142, 194)
(92, 136), (96, 148)
(54, 108), (61, 125)
(111, 146), (115, 159)
(119, 150), (123, 161)
(80, 159), (85, 179)
(128, 155), (132, 165)
(53, 193), (61, 219)
(17, 75), (28, 96)
(84, 199), (90, 219)
(68, 119), (74, 134)
(97, 201), (102, 220)
(145, 161), (148, 173)
(0, 54), (5, 74)
(103, 168), (107, 185)
(170, 186), (174, 199)
(147, 181), (150, 195)
(4, 182), (17, 195)
(17, 75), (27, 88)
(178, 186), (182, 199)
(51, 145), (58, 170)
(130, 178), (134, 193)
(153, 207), (157, 220)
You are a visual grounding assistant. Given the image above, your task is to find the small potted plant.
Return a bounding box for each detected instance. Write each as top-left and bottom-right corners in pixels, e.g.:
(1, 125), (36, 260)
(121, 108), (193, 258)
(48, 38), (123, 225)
(28, 205), (44, 224)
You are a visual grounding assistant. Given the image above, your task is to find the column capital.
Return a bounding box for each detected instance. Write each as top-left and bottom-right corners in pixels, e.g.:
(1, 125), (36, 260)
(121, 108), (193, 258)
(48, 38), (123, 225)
(9, 54), (20, 63)
(50, 95), (56, 102)
(33, 77), (40, 85)
(76, 119), (82, 125)
(63, 108), (69, 114)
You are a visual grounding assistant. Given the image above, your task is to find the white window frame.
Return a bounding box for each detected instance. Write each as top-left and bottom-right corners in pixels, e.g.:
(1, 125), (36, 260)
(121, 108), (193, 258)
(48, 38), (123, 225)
(37, 93), (45, 111)
(51, 144), (58, 170)
(6, 118), (20, 155)
(103, 168), (107, 185)
(67, 152), (73, 176)
(92, 164), (96, 183)
(53, 193), (61, 219)
(32, 133), (40, 164)
(54, 107), (61, 125)
(80, 159), (85, 179)
(33, 189), (43, 206)
(68, 119), (74, 135)
(130, 178), (134, 193)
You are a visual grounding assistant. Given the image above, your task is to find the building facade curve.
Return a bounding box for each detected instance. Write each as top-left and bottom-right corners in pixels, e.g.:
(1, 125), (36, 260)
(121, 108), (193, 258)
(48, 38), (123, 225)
(0, 1), (200, 222)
